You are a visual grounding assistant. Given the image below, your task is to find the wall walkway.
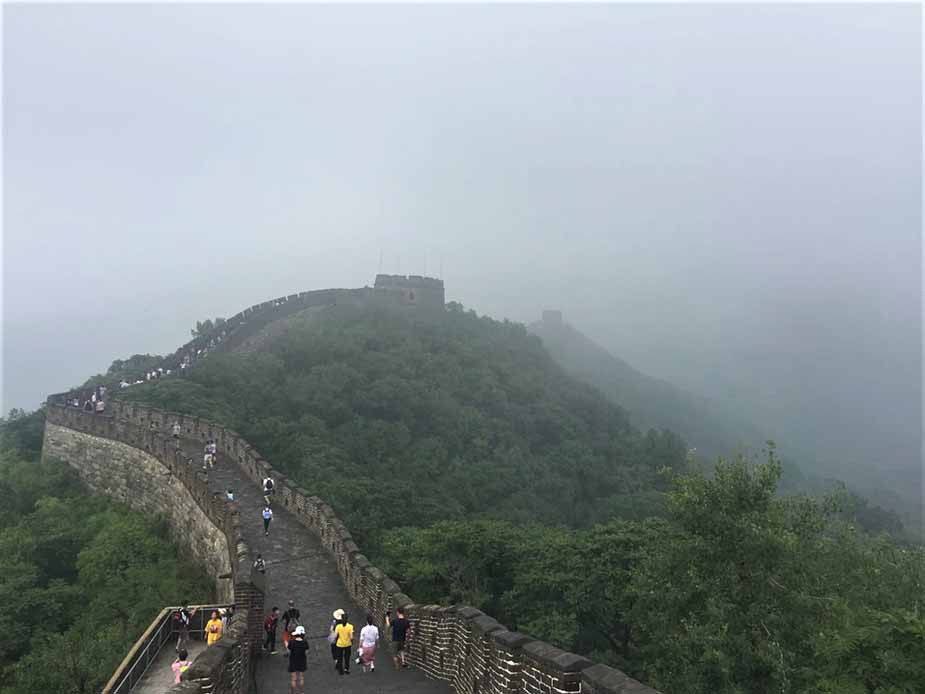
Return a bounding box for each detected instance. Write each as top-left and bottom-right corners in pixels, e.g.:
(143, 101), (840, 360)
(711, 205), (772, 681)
(43, 282), (661, 694)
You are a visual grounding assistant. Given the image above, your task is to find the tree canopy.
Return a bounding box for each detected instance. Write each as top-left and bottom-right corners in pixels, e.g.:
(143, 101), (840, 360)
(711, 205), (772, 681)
(0, 410), (211, 694)
(112, 303), (923, 694)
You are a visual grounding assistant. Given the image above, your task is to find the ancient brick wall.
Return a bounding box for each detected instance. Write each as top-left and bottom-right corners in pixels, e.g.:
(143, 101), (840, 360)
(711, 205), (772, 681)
(43, 276), (661, 694)
(43, 405), (264, 694)
(43, 421), (234, 601)
(85, 400), (660, 694)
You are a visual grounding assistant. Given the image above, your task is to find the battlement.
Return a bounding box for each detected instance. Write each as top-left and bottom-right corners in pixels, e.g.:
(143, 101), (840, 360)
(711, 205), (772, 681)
(542, 309), (564, 325)
(374, 274), (445, 308)
(43, 279), (660, 694)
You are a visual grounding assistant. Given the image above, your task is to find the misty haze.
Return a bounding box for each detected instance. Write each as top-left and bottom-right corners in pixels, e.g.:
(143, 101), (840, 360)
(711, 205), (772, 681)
(2, 4), (922, 694)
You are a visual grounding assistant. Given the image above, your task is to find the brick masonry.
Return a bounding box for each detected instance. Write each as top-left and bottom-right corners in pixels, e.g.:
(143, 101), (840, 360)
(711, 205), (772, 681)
(43, 407), (263, 694)
(43, 279), (661, 694)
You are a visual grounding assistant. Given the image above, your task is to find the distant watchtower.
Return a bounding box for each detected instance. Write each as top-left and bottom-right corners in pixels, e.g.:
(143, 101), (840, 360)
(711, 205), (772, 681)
(542, 309), (563, 325)
(373, 274), (445, 310)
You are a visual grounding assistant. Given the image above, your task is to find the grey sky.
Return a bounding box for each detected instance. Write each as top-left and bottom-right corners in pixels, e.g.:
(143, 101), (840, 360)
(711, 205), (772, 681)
(3, 4), (921, 495)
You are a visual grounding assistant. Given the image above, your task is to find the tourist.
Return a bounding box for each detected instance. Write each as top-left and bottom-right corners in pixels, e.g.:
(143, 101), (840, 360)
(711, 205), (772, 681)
(221, 604), (235, 631)
(282, 600), (301, 653)
(288, 625), (309, 693)
(95, 399), (105, 413)
(254, 554), (266, 574)
(172, 422), (181, 446)
(172, 649), (191, 684)
(328, 609), (344, 666)
(226, 489), (235, 502)
(386, 607), (411, 669)
(358, 613), (379, 672)
(83, 399), (93, 412)
(262, 476), (275, 505)
(334, 612), (354, 675)
(206, 609), (223, 646)
(262, 505), (273, 536)
(174, 603), (198, 652)
(263, 606), (280, 654)
(203, 451), (213, 471)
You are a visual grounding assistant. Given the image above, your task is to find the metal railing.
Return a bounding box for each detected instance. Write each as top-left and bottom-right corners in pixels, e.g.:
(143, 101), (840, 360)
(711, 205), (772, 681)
(103, 604), (229, 694)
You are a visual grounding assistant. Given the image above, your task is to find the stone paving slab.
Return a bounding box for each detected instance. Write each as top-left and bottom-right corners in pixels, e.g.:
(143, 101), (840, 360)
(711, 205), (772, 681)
(187, 439), (452, 694)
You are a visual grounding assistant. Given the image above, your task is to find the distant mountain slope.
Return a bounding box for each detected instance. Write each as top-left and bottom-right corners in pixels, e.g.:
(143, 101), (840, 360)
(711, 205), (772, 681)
(529, 312), (768, 461)
(117, 303), (689, 543)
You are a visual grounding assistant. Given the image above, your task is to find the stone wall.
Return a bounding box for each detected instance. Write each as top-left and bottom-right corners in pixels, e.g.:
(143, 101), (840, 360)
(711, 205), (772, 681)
(42, 405), (264, 694)
(95, 400), (661, 694)
(43, 276), (660, 694)
(43, 422), (233, 602)
(374, 273), (446, 309)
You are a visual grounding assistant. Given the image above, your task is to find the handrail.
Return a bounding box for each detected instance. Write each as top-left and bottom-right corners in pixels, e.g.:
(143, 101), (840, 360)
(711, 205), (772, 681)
(103, 603), (228, 694)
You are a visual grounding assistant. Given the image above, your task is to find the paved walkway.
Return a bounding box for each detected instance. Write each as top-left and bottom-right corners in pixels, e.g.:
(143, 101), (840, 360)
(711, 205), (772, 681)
(135, 641), (207, 694)
(186, 438), (452, 694)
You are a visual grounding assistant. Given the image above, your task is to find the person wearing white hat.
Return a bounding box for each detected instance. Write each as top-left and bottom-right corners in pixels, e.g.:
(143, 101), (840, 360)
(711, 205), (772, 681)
(328, 609), (345, 667)
(288, 625), (309, 693)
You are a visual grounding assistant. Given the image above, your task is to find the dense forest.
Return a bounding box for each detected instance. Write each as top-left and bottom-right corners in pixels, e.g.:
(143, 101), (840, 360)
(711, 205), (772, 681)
(113, 304), (923, 694)
(529, 315), (918, 542)
(118, 303), (689, 540)
(0, 410), (211, 694)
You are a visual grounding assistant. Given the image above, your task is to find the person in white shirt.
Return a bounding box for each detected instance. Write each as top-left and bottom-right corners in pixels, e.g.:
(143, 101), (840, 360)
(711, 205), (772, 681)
(357, 614), (380, 672)
(262, 506), (273, 536)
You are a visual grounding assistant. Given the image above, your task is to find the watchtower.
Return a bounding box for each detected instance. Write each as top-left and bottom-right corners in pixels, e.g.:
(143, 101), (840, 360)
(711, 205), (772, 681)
(373, 274), (445, 310)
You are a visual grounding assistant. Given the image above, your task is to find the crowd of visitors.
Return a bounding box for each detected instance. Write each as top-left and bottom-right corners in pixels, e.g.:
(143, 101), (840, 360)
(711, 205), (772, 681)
(64, 323), (230, 412)
(166, 463), (415, 690)
(83, 313), (418, 691)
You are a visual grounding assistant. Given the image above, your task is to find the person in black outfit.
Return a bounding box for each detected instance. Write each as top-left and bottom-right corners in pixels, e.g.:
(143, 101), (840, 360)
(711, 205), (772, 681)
(386, 607), (412, 669)
(288, 626), (309, 694)
(282, 600), (300, 653)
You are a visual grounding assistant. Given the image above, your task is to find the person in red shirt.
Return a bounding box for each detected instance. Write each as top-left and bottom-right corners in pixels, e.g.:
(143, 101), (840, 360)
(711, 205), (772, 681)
(263, 607), (280, 654)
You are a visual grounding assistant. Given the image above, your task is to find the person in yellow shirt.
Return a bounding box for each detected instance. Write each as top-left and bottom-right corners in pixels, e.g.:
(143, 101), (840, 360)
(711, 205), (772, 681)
(206, 610), (224, 646)
(333, 613), (354, 675)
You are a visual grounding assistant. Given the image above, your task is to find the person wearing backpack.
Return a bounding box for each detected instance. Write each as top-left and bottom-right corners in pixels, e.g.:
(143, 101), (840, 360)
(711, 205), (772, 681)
(262, 477), (275, 505)
(282, 600), (301, 653)
(262, 506), (274, 536)
(174, 603), (198, 652)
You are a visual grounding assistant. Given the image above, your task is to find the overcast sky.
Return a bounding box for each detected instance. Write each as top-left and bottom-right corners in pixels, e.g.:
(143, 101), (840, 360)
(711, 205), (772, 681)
(3, 4), (921, 491)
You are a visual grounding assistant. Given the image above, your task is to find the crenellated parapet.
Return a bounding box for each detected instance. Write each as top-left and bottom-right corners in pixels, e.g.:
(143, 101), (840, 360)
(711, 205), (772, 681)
(43, 404), (264, 694)
(49, 397), (662, 694)
(42, 275), (659, 694)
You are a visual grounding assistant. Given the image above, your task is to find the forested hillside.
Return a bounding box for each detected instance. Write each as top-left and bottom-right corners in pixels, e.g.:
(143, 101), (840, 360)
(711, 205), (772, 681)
(113, 303), (924, 694)
(0, 410), (211, 694)
(377, 451), (924, 694)
(529, 314), (768, 461)
(118, 303), (689, 542)
(529, 314), (917, 540)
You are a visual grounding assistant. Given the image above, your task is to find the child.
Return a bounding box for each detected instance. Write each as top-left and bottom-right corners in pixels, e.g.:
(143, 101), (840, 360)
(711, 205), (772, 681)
(172, 649), (191, 683)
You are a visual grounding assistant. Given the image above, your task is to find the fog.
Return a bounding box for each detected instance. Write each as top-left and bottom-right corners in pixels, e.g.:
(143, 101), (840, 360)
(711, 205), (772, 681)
(3, 5), (921, 501)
